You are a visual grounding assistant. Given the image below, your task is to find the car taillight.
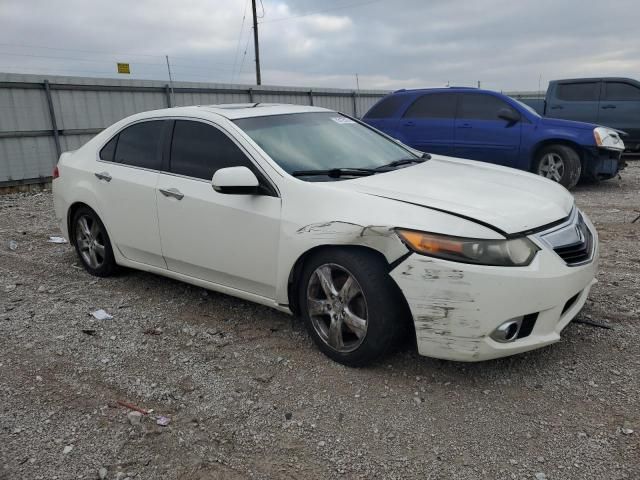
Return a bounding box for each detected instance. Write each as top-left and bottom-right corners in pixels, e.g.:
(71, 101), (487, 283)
(53, 166), (60, 179)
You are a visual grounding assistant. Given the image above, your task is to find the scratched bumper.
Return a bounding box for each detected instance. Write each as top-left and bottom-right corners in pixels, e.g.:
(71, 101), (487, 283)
(390, 235), (598, 362)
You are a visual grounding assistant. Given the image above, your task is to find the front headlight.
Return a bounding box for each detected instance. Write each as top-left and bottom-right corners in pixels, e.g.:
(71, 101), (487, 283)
(396, 229), (539, 266)
(593, 127), (625, 151)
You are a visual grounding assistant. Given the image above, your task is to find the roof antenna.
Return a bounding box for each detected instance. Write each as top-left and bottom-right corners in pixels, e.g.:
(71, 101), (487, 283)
(252, 102), (260, 108)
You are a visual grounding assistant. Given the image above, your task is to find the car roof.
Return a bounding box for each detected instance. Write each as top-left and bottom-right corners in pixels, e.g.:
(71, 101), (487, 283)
(131, 103), (333, 121)
(390, 87), (500, 96)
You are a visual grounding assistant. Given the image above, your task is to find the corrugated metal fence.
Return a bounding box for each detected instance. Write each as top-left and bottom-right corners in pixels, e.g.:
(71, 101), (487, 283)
(0, 72), (388, 187)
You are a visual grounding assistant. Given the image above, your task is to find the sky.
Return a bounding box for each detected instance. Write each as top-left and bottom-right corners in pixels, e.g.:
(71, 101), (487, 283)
(1, 0), (639, 92)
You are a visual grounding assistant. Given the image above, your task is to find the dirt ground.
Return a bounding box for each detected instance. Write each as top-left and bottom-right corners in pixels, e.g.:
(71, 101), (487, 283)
(1, 163), (638, 480)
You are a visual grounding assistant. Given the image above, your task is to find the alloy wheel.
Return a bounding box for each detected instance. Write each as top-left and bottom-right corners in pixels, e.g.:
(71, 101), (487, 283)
(75, 215), (106, 269)
(538, 153), (565, 182)
(306, 263), (368, 353)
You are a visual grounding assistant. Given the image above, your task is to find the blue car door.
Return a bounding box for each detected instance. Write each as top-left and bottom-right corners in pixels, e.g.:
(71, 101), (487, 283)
(395, 92), (457, 155)
(454, 93), (522, 166)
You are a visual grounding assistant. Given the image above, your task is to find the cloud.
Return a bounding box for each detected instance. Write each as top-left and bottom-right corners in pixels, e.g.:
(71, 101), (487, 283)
(1, 0), (639, 91)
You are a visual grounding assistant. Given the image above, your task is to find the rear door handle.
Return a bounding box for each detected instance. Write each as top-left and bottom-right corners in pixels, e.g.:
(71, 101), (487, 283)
(457, 123), (472, 128)
(403, 121), (415, 127)
(159, 187), (184, 200)
(94, 172), (112, 182)
(601, 104), (617, 109)
(550, 105), (563, 110)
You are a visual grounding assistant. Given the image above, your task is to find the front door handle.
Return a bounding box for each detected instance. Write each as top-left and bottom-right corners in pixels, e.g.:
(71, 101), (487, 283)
(403, 121), (415, 127)
(159, 188), (184, 200)
(601, 104), (617, 109)
(550, 105), (563, 110)
(94, 172), (112, 182)
(457, 123), (472, 128)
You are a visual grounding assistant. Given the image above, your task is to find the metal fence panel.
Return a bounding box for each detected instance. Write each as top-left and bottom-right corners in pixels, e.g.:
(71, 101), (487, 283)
(0, 72), (391, 186)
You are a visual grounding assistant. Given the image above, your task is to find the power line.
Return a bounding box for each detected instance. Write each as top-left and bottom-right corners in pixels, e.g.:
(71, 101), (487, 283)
(231, 0), (250, 83)
(259, 0), (383, 24)
(236, 29), (253, 79)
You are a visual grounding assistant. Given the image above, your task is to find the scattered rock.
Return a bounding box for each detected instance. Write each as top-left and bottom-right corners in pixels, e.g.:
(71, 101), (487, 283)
(127, 411), (143, 426)
(621, 428), (634, 435)
(318, 441), (326, 447)
(63, 445), (74, 454)
(534, 473), (547, 480)
(284, 412), (293, 420)
(98, 467), (108, 479)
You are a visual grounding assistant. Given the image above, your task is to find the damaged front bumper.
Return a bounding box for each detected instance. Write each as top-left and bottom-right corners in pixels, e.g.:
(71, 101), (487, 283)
(390, 225), (599, 362)
(583, 147), (626, 181)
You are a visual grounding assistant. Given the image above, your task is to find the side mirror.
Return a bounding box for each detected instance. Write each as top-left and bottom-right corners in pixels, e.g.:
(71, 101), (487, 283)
(497, 108), (520, 126)
(212, 166), (260, 195)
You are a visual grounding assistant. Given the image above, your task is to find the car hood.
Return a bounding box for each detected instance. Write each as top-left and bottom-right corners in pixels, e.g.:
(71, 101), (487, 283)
(332, 157), (574, 235)
(538, 116), (597, 131)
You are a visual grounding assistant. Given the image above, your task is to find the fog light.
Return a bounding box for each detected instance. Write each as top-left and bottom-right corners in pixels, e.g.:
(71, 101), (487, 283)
(490, 317), (523, 343)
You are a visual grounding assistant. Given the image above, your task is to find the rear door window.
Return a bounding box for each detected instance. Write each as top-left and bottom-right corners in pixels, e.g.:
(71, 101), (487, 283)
(403, 93), (457, 118)
(169, 120), (256, 180)
(114, 120), (165, 170)
(603, 81), (640, 101)
(457, 93), (516, 120)
(556, 82), (600, 101)
(364, 95), (405, 119)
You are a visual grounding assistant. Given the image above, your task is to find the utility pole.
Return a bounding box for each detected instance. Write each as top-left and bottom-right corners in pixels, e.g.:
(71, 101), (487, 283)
(165, 55), (175, 106)
(251, 0), (261, 85)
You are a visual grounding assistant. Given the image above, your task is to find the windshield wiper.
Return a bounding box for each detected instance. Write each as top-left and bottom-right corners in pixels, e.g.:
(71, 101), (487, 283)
(291, 167), (377, 178)
(375, 153), (431, 171)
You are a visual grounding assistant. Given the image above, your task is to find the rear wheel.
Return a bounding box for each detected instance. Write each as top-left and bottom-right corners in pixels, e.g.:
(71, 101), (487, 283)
(299, 248), (408, 367)
(534, 145), (581, 189)
(72, 207), (117, 277)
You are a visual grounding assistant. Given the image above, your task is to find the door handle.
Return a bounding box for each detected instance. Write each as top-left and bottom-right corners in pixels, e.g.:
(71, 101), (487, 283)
(457, 123), (472, 128)
(94, 172), (112, 182)
(159, 188), (184, 200)
(550, 105), (563, 110)
(601, 104), (617, 109)
(403, 121), (415, 127)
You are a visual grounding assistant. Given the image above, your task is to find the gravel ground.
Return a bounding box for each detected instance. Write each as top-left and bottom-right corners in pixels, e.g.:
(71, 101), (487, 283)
(1, 164), (639, 480)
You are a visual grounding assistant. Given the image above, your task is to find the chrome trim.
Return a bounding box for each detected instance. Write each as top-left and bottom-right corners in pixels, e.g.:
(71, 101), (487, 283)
(536, 208), (595, 266)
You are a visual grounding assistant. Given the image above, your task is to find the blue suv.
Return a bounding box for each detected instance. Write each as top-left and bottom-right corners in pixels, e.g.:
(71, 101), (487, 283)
(363, 88), (626, 189)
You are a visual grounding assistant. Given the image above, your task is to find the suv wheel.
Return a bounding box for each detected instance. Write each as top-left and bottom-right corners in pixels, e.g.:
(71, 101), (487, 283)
(299, 248), (408, 367)
(534, 145), (581, 189)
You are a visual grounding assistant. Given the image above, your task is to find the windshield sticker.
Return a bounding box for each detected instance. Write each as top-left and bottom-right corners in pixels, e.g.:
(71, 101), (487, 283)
(331, 117), (356, 125)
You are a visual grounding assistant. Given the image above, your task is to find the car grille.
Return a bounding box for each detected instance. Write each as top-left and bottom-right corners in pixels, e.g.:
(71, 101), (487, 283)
(538, 209), (595, 266)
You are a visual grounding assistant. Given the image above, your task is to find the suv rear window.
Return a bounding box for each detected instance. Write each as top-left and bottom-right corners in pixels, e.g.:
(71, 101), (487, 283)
(603, 82), (640, 101)
(364, 95), (405, 119)
(556, 82), (600, 101)
(403, 93), (457, 118)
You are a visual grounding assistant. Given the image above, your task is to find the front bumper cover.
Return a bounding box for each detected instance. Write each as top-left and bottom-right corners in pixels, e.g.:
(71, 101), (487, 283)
(390, 217), (599, 362)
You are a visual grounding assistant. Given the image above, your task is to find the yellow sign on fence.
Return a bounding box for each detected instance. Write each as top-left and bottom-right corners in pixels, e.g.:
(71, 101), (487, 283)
(117, 63), (130, 74)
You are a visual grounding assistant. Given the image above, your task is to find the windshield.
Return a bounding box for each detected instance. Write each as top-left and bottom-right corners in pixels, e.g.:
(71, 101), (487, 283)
(513, 99), (541, 118)
(234, 112), (418, 177)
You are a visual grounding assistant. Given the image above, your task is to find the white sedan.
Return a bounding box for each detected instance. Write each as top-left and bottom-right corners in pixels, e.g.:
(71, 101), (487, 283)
(53, 104), (597, 366)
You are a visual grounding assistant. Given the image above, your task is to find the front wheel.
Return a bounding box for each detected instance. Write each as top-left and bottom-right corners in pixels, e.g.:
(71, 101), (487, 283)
(299, 248), (408, 367)
(534, 145), (582, 189)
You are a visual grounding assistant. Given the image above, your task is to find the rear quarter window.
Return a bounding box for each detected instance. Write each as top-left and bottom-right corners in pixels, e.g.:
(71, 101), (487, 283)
(364, 95), (405, 119)
(556, 82), (600, 101)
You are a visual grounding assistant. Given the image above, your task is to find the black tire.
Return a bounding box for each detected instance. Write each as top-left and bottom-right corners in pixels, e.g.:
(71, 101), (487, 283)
(71, 206), (117, 277)
(298, 248), (409, 367)
(533, 144), (582, 189)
